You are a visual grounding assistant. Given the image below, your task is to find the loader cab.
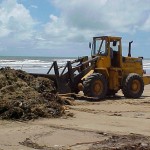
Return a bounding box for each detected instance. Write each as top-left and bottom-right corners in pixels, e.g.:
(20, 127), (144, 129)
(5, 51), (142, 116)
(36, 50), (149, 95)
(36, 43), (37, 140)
(91, 37), (108, 56)
(90, 36), (122, 68)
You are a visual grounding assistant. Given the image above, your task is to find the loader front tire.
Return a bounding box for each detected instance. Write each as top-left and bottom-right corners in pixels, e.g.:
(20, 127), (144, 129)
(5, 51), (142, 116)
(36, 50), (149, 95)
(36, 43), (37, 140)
(83, 73), (107, 99)
(122, 73), (144, 98)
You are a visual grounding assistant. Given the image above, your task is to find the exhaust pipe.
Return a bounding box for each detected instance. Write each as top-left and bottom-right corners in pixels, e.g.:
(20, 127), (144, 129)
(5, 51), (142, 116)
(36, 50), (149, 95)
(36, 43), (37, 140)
(128, 41), (133, 57)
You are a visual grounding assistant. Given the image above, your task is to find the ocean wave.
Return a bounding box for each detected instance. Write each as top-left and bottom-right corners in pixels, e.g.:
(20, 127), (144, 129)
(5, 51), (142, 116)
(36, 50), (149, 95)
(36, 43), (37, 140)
(0, 60), (16, 63)
(0, 57), (150, 73)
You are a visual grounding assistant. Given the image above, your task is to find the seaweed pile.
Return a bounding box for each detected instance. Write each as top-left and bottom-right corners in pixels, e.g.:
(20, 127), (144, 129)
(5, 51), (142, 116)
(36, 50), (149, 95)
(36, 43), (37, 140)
(0, 67), (67, 120)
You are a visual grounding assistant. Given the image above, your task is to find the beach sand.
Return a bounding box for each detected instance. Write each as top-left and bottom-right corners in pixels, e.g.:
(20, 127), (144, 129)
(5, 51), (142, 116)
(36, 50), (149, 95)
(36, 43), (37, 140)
(0, 85), (150, 149)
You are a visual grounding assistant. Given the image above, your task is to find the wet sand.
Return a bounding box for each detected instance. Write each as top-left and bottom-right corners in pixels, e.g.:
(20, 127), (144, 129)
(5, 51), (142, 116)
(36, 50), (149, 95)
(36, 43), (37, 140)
(0, 85), (150, 149)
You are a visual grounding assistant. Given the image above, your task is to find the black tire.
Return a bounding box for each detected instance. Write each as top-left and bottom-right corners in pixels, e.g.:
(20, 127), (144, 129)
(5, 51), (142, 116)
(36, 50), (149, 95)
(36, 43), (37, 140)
(122, 73), (144, 98)
(83, 73), (108, 99)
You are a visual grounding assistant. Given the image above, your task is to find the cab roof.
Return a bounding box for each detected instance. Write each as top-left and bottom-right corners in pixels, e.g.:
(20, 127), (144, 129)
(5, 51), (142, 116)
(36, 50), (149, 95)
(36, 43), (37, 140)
(93, 36), (122, 41)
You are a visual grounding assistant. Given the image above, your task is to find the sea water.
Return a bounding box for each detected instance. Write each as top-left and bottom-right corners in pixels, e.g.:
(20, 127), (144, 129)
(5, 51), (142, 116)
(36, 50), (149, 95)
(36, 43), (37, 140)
(0, 56), (150, 74)
(0, 56), (75, 74)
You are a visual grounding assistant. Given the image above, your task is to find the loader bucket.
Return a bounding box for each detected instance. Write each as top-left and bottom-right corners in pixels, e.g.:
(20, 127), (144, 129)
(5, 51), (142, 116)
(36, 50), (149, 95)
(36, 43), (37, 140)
(31, 56), (99, 94)
(30, 73), (71, 93)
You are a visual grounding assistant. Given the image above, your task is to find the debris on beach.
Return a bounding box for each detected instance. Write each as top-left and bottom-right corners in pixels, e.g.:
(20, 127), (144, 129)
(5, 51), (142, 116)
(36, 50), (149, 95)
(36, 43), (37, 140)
(89, 134), (150, 150)
(0, 67), (72, 120)
(20, 134), (150, 150)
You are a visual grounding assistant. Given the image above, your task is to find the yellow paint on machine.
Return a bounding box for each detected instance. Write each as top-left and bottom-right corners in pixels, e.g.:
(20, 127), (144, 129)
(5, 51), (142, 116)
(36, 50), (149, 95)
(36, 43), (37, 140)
(81, 70), (94, 80)
(143, 76), (150, 85)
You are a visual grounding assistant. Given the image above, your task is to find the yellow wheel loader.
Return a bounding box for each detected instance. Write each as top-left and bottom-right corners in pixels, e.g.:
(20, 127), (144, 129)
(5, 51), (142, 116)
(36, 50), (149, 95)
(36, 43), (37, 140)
(32, 36), (150, 99)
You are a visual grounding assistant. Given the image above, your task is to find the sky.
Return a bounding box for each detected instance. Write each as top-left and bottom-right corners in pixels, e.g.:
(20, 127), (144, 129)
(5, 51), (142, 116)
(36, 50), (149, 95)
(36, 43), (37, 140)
(0, 0), (150, 58)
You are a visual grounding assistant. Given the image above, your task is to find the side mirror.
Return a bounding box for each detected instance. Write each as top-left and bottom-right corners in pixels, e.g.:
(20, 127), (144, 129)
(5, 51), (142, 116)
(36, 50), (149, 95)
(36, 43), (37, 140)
(113, 41), (117, 46)
(89, 42), (91, 49)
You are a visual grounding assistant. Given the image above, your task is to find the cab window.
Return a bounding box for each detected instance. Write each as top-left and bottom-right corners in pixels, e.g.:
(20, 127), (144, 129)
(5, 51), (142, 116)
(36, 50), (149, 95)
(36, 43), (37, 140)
(110, 41), (119, 52)
(94, 39), (107, 56)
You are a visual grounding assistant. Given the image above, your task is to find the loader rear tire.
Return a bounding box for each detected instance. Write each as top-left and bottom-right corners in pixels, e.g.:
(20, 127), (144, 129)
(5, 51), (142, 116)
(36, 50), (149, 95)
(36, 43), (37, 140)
(83, 73), (107, 99)
(122, 73), (144, 98)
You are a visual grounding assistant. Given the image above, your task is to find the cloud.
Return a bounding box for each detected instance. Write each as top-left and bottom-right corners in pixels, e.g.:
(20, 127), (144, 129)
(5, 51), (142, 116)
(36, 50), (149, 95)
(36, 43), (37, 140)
(43, 14), (93, 44)
(0, 0), (38, 55)
(141, 13), (150, 31)
(52, 0), (150, 33)
(31, 5), (38, 9)
(0, 0), (36, 39)
(32, 0), (150, 57)
(0, 0), (150, 57)
(27, 0), (150, 56)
